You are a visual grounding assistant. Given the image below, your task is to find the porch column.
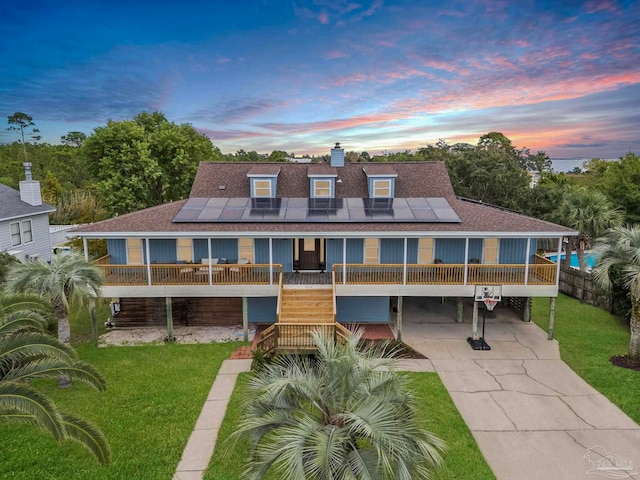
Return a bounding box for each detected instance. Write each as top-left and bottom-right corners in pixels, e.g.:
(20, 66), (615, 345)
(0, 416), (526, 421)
(145, 238), (152, 286)
(207, 238), (213, 285)
(472, 300), (479, 339)
(456, 297), (463, 323)
(342, 237), (347, 285)
(396, 295), (403, 342)
(83, 238), (89, 261)
(268, 238), (273, 285)
(403, 238), (408, 285)
(242, 297), (248, 342)
(523, 297), (532, 322)
(524, 238), (531, 285)
(166, 297), (174, 341)
(548, 297), (556, 340)
(463, 238), (469, 285)
(89, 299), (98, 342)
(555, 237), (563, 286)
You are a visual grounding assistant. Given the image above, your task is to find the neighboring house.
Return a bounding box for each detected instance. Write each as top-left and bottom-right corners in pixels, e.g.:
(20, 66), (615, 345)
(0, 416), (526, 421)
(72, 144), (576, 350)
(0, 163), (55, 263)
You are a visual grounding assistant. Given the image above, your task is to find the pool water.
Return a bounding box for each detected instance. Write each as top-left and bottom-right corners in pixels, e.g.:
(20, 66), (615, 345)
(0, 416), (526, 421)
(548, 252), (597, 269)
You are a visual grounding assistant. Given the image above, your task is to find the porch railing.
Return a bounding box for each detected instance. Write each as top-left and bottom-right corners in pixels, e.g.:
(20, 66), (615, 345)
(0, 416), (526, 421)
(99, 263), (282, 286)
(255, 323), (350, 354)
(333, 262), (556, 286)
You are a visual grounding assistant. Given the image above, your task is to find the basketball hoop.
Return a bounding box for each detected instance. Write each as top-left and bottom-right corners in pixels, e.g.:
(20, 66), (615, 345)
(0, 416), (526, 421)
(483, 298), (498, 311)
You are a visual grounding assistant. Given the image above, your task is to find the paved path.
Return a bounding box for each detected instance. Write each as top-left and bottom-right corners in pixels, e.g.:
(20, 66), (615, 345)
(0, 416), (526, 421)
(173, 359), (252, 480)
(403, 316), (640, 480)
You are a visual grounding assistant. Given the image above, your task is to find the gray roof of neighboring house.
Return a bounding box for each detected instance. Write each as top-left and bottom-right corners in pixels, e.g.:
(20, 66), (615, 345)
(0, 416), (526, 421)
(0, 184), (55, 221)
(72, 161), (577, 236)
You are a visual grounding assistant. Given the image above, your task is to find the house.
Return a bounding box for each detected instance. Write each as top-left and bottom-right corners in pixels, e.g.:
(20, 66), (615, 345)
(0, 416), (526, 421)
(0, 163), (56, 263)
(72, 143), (576, 351)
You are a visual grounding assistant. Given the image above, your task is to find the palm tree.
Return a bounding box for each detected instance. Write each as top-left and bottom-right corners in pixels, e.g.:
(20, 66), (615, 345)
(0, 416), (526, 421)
(6, 253), (103, 343)
(7, 253), (103, 387)
(232, 331), (445, 480)
(550, 187), (623, 272)
(0, 294), (111, 464)
(591, 226), (640, 360)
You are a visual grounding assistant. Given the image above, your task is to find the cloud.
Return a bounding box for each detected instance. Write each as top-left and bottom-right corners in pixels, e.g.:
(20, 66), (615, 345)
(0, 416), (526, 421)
(318, 11), (329, 24)
(325, 50), (349, 59)
(191, 99), (285, 124)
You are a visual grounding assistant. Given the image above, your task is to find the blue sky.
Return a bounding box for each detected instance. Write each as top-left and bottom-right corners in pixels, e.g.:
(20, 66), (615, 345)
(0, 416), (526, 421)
(1, 0), (638, 158)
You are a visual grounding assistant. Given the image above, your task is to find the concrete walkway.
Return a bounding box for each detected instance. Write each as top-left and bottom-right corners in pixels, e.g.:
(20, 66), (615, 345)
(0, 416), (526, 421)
(173, 359), (252, 480)
(403, 300), (640, 480)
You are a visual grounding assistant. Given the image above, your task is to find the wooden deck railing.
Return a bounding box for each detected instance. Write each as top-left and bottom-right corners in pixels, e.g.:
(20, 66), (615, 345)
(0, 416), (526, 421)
(99, 263), (282, 286)
(255, 323), (349, 354)
(333, 262), (557, 286)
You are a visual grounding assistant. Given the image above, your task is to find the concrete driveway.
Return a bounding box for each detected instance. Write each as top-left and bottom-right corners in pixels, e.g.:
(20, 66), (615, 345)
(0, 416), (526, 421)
(402, 297), (640, 480)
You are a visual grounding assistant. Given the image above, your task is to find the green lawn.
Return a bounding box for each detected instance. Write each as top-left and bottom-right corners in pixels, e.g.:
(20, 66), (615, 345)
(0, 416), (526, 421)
(206, 372), (495, 480)
(0, 341), (240, 480)
(532, 294), (640, 423)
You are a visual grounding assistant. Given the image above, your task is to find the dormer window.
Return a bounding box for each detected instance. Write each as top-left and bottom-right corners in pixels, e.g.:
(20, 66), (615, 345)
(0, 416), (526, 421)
(372, 179), (392, 198)
(313, 179), (332, 198)
(247, 165), (280, 198)
(252, 179), (272, 198)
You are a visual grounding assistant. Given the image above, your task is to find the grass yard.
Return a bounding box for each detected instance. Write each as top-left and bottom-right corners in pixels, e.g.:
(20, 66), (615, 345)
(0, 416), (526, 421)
(0, 341), (240, 480)
(205, 372), (495, 480)
(532, 294), (640, 423)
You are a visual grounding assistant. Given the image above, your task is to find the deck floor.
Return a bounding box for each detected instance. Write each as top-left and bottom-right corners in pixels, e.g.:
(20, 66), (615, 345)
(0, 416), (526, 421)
(283, 272), (332, 285)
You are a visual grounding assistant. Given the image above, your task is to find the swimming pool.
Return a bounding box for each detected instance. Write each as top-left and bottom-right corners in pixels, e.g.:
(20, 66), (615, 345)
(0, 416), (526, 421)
(548, 252), (597, 269)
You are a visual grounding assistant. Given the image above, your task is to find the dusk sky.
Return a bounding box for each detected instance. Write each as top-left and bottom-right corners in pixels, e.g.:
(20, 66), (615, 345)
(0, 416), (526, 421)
(1, 0), (638, 158)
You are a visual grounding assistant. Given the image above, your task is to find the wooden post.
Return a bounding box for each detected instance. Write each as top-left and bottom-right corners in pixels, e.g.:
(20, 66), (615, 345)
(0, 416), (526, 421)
(456, 297), (463, 323)
(89, 300), (98, 342)
(523, 297), (531, 322)
(166, 297), (174, 342)
(548, 297), (556, 340)
(472, 300), (479, 339)
(242, 297), (248, 342)
(396, 296), (403, 342)
(83, 237), (89, 261)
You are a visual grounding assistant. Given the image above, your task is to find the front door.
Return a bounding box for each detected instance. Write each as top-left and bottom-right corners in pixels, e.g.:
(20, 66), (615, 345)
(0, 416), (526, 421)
(299, 238), (321, 270)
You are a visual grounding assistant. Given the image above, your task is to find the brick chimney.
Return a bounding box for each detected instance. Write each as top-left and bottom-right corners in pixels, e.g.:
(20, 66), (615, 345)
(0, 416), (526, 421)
(19, 162), (43, 206)
(330, 142), (345, 167)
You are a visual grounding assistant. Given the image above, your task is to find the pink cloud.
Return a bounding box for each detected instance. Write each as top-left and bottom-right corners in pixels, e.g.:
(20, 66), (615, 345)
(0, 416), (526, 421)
(318, 11), (329, 24)
(216, 56), (231, 64)
(325, 50), (349, 59)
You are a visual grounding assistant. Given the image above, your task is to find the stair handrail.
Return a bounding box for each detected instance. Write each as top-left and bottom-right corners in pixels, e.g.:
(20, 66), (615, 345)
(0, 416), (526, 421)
(335, 322), (351, 344)
(256, 323), (278, 355)
(331, 270), (337, 323)
(275, 271), (284, 323)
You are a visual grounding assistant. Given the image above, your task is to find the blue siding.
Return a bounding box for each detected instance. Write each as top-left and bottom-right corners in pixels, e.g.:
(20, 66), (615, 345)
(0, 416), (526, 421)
(468, 239), (483, 262)
(309, 177), (335, 198)
(367, 177), (395, 197)
(330, 148), (345, 167)
(192, 239), (238, 262)
(530, 239), (538, 262)
(326, 239), (342, 270)
(380, 238), (404, 263)
(499, 238), (527, 264)
(254, 239), (293, 271)
(337, 296), (390, 323)
(325, 239), (364, 270)
(407, 238), (418, 264)
(107, 239), (126, 264)
(248, 297), (277, 323)
(149, 239), (177, 263)
(434, 238), (465, 263)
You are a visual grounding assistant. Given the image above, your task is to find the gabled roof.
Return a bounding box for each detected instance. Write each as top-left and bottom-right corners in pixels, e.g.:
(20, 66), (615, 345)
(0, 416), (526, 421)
(190, 162), (456, 199)
(0, 184), (55, 221)
(71, 160), (576, 237)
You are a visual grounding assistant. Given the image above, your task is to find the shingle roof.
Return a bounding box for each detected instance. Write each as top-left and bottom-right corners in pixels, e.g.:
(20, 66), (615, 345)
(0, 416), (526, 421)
(246, 165), (281, 176)
(307, 164), (338, 176)
(0, 184), (55, 221)
(72, 160), (576, 236)
(190, 161), (456, 199)
(362, 164), (397, 176)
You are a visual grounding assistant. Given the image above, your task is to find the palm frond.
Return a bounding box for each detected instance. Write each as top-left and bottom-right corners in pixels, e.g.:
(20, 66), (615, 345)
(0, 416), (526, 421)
(60, 412), (111, 466)
(0, 382), (65, 440)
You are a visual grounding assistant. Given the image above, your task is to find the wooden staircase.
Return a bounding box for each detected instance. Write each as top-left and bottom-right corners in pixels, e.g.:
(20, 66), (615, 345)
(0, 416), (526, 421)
(279, 287), (334, 323)
(256, 273), (350, 355)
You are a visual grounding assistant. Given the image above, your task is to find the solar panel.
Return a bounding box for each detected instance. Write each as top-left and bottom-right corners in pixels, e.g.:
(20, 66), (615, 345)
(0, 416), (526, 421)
(173, 197), (460, 223)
